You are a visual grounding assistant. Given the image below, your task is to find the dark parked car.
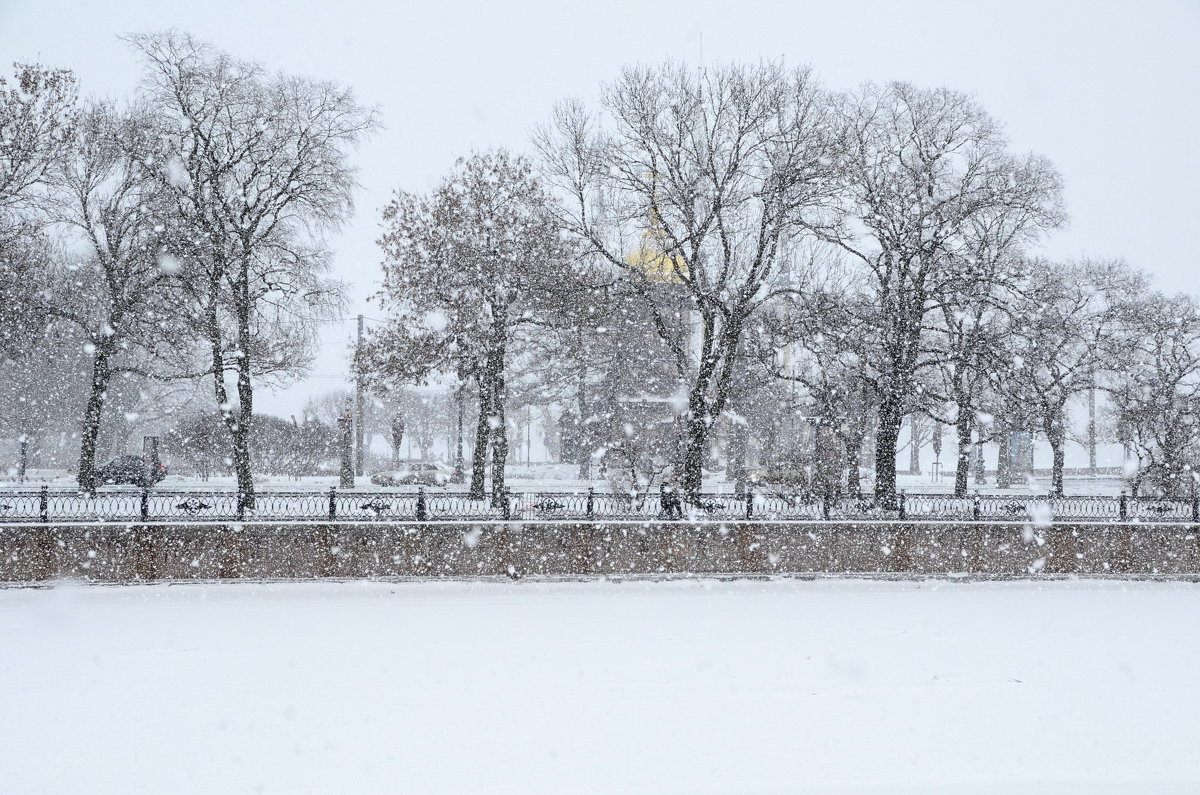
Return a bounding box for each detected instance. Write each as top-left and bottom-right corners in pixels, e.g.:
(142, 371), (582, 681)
(96, 455), (168, 487)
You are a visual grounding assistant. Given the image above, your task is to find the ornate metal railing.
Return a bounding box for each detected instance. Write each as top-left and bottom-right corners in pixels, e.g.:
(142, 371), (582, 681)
(0, 486), (1197, 524)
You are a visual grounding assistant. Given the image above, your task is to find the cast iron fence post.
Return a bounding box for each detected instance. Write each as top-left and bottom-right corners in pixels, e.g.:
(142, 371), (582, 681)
(328, 487), (337, 521)
(236, 491), (246, 521)
(1192, 494), (1199, 524)
(972, 492), (981, 521)
(140, 487), (150, 521)
(502, 491), (511, 521)
(1119, 491), (1128, 521)
(416, 487), (427, 522)
(745, 484), (753, 519)
(39, 485), (48, 523)
(898, 489), (906, 520)
(821, 493), (830, 521)
(586, 487), (594, 519)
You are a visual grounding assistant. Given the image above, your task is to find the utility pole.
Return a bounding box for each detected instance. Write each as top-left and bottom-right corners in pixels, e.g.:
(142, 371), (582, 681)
(355, 314), (365, 477)
(17, 434), (27, 485)
(338, 413), (354, 488)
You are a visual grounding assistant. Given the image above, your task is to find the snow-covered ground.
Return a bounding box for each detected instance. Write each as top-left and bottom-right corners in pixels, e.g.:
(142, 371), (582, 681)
(1, 579), (1196, 793)
(0, 462), (1131, 496)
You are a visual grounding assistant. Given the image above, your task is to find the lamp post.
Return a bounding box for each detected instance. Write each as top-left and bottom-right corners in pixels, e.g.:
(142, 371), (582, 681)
(355, 314), (365, 477)
(931, 422), (943, 483)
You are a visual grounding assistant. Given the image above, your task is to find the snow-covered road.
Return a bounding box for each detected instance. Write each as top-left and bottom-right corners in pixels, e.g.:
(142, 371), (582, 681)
(1, 578), (1197, 793)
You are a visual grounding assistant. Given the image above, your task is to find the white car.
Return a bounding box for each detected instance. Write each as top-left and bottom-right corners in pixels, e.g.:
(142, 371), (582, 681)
(370, 462), (458, 487)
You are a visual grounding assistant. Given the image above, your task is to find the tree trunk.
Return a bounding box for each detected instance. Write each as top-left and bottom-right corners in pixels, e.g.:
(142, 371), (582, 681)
(681, 403), (708, 500)
(230, 405), (254, 502)
(908, 415), (921, 475)
(233, 278), (256, 507)
(1046, 407), (1066, 497)
(953, 412), (972, 497)
(469, 380), (490, 500)
(762, 415), (779, 471)
(874, 397), (903, 507)
(996, 420), (1012, 489)
(205, 280), (236, 489)
(844, 430), (864, 499)
(512, 413), (522, 465)
(490, 370), (507, 506)
(973, 433), (987, 485)
(1087, 381), (1097, 475)
(202, 262), (254, 507)
(1050, 435), (1065, 496)
(680, 311), (742, 502)
(727, 342), (750, 495)
(576, 366), (591, 481)
(730, 414), (748, 496)
(526, 410), (533, 467)
(76, 340), (112, 495)
(455, 390), (464, 480)
(811, 424), (836, 499)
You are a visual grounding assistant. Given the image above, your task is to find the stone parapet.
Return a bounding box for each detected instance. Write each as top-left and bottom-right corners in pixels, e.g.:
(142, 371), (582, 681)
(2, 521), (1197, 584)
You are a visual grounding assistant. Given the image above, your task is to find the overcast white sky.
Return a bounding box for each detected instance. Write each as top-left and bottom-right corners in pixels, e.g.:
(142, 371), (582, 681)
(3, 0), (1198, 417)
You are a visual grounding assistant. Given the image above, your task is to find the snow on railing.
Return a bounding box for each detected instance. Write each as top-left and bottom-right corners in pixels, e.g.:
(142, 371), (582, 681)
(0, 486), (1197, 524)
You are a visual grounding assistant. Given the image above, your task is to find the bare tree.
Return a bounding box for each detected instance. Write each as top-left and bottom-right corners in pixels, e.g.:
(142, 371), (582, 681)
(0, 62), (78, 360)
(0, 62), (77, 234)
(1001, 259), (1143, 495)
(364, 150), (572, 502)
(537, 62), (842, 499)
(926, 264), (1019, 496)
(927, 179), (1060, 495)
(756, 285), (877, 498)
(828, 81), (1064, 504)
(42, 102), (203, 493)
(525, 270), (676, 482)
(0, 318), (90, 472)
(905, 414), (931, 475)
(127, 31), (372, 504)
(1104, 292), (1200, 497)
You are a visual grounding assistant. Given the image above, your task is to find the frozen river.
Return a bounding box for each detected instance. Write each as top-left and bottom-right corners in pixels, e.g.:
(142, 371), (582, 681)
(1, 578), (1197, 793)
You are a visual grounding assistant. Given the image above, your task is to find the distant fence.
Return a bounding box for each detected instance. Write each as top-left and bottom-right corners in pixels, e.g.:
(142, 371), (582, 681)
(1, 487), (1197, 524)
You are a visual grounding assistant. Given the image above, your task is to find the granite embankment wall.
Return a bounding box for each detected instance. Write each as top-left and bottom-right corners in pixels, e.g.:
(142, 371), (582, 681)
(2, 521), (1199, 583)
